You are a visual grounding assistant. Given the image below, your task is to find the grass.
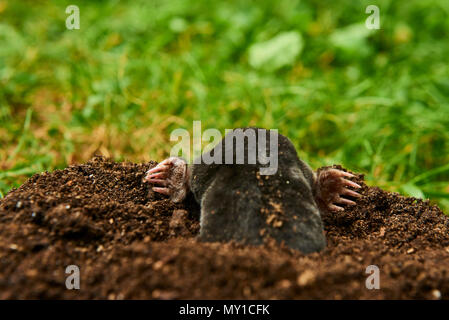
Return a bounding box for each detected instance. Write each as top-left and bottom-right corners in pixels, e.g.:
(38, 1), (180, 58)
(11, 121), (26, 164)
(0, 0), (448, 212)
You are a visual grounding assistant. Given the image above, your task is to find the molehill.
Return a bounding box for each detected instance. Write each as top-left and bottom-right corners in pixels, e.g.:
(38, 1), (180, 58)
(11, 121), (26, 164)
(0, 156), (448, 299)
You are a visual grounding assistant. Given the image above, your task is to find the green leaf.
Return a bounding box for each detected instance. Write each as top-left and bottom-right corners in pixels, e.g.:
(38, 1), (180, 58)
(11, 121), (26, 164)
(329, 23), (373, 53)
(169, 17), (188, 33)
(248, 31), (303, 72)
(0, 166), (38, 179)
(439, 200), (449, 215)
(399, 183), (425, 199)
(409, 163), (449, 184)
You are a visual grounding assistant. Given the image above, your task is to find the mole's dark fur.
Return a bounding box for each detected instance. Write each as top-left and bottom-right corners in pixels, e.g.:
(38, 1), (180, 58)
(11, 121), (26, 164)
(189, 128), (326, 254)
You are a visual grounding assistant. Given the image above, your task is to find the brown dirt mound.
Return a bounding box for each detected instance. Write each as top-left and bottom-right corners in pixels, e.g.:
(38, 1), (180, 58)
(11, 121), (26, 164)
(0, 157), (448, 299)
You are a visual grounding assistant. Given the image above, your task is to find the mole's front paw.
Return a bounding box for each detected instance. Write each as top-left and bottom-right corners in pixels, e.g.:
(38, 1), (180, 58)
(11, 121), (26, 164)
(315, 168), (361, 212)
(144, 157), (189, 203)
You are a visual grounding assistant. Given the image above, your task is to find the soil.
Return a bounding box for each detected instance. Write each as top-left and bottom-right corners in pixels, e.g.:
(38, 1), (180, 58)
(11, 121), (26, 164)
(0, 156), (448, 299)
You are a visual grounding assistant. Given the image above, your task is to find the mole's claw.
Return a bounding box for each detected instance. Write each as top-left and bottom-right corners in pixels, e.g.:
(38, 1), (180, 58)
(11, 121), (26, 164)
(328, 204), (344, 212)
(158, 158), (174, 166)
(335, 197), (356, 206)
(146, 164), (170, 175)
(338, 170), (356, 178)
(342, 178), (361, 189)
(327, 168), (354, 178)
(153, 187), (171, 195)
(145, 172), (167, 180)
(342, 188), (361, 198)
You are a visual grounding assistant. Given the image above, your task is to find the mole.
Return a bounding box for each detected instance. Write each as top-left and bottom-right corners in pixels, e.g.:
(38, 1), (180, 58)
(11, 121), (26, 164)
(144, 128), (361, 254)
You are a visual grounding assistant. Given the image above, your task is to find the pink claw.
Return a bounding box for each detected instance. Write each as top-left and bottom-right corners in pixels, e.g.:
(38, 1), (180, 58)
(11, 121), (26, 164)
(152, 187), (170, 195)
(342, 178), (361, 189)
(145, 164), (169, 175)
(342, 188), (361, 198)
(145, 172), (167, 180)
(339, 171), (356, 178)
(335, 197), (356, 206)
(328, 204), (344, 212)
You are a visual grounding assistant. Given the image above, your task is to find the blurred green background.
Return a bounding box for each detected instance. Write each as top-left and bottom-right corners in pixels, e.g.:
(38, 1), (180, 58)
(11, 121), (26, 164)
(0, 0), (448, 212)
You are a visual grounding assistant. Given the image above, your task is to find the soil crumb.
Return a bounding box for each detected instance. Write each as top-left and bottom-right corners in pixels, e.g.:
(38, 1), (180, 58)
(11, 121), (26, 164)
(0, 157), (448, 299)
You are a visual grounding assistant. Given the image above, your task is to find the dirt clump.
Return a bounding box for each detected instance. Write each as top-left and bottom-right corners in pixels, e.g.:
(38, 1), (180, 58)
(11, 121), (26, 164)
(0, 157), (448, 299)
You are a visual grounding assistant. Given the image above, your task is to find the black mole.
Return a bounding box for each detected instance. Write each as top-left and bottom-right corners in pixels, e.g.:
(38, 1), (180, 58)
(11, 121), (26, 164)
(144, 128), (360, 254)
